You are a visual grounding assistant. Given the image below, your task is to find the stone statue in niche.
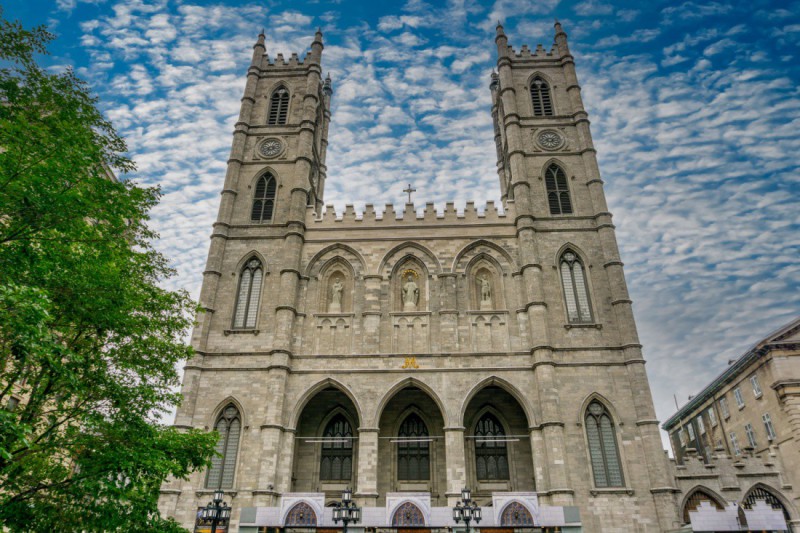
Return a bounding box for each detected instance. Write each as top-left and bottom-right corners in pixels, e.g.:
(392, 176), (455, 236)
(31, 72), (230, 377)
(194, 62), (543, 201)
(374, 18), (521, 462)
(328, 278), (344, 313)
(479, 274), (492, 310)
(402, 274), (419, 311)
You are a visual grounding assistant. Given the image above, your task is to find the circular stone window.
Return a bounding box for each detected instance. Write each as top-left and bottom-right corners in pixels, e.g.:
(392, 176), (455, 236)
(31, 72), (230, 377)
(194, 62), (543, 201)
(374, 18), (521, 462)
(258, 137), (284, 158)
(537, 130), (564, 150)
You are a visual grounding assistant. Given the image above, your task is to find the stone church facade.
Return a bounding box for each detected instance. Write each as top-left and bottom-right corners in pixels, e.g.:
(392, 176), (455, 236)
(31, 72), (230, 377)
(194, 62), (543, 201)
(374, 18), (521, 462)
(157, 23), (776, 533)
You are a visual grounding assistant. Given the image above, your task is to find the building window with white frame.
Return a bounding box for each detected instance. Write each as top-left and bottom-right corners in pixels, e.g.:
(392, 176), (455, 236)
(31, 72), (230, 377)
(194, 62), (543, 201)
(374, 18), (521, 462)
(678, 428), (687, 446)
(729, 431), (741, 455)
(745, 423), (757, 448)
(763, 413), (777, 441)
(750, 375), (762, 398)
(733, 387), (745, 408)
(719, 397), (730, 418)
(696, 416), (705, 434)
(708, 407), (717, 427)
(687, 423), (695, 442)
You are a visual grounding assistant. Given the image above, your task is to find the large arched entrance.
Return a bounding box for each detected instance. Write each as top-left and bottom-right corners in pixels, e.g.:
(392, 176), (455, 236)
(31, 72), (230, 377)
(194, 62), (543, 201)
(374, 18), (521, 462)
(293, 385), (361, 499)
(463, 385), (534, 497)
(377, 384), (446, 505)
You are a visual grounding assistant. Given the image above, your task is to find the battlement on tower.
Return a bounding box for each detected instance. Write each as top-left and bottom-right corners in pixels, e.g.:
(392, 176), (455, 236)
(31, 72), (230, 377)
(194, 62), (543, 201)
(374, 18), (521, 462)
(259, 52), (309, 69)
(506, 43), (558, 59)
(304, 200), (514, 228)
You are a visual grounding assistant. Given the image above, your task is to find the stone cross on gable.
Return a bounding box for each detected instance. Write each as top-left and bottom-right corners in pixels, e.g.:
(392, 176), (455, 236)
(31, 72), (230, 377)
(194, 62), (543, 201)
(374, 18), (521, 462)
(403, 183), (417, 204)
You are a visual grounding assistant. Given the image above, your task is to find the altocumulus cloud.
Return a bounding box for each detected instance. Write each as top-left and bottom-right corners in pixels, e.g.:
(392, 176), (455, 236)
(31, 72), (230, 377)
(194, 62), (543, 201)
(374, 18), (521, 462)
(24, 0), (800, 445)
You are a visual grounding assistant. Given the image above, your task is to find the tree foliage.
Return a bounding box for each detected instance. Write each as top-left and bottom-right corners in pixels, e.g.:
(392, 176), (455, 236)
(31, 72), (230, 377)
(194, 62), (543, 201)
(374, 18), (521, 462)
(0, 13), (217, 532)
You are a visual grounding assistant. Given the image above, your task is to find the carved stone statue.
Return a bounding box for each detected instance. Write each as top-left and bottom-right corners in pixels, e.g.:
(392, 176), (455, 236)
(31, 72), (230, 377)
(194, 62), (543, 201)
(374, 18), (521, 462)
(328, 278), (343, 313)
(402, 274), (419, 311)
(479, 274), (492, 310)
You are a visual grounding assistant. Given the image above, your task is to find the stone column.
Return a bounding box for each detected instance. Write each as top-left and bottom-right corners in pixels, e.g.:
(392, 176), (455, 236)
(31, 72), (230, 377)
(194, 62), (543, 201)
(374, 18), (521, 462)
(444, 427), (467, 505)
(356, 428), (379, 505)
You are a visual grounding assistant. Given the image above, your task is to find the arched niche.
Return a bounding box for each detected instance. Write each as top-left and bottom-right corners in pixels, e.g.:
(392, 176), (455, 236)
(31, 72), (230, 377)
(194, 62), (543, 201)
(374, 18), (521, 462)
(318, 258), (354, 314)
(392, 256), (429, 312)
(467, 255), (505, 311)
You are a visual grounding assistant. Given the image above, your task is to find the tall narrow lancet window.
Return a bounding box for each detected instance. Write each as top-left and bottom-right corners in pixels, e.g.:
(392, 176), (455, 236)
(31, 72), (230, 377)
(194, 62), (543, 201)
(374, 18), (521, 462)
(585, 401), (623, 488)
(475, 413), (510, 480)
(233, 258), (263, 329)
(206, 404), (241, 489)
(530, 77), (553, 116)
(397, 414), (430, 481)
(319, 415), (353, 481)
(251, 173), (276, 223)
(545, 164), (572, 215)
(560, 250), (592, 324)
(268, 87), (290, 125)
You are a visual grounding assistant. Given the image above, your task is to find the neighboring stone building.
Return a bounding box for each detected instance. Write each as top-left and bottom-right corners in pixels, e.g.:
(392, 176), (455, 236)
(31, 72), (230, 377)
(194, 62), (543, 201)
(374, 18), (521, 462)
(662, 318), (800, 531)
(156, 22), (794, 533)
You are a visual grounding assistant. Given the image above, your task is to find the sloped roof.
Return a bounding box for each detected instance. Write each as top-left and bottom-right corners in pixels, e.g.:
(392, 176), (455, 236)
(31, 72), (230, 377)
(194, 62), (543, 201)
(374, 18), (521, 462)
(662, 316), (800, 430)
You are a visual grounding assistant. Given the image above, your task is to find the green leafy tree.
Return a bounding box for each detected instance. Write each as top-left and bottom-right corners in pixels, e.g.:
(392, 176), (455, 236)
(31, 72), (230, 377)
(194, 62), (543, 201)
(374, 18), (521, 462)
(0, 13), (217, 532)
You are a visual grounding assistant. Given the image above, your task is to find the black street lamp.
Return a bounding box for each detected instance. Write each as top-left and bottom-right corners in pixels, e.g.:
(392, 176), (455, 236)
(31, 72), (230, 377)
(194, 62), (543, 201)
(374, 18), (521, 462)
(201, 489), (232, 533)
(452, 487), (482, 533)
(332, 488), (361, 533)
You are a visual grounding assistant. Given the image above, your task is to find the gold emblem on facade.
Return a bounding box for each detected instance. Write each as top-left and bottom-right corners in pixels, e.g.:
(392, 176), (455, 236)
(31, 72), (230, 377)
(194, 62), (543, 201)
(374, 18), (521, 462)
(400, 356), (419, 369)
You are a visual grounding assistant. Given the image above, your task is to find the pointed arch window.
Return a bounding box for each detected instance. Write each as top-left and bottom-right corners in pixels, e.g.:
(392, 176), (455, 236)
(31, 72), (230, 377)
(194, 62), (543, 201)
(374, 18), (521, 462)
(206, 404), (241, 489)
(251, 173), (276, 223)
(233, 258), (263, 329)
(530, 77), (553, 116)
(397, 414), (430, 481)
(319, 414), (353, 481)
(285, 502), (317, 527)
(392, 502), (425, 527)
(743, 486), (791, 522)
(545, 164), (572, 215)
(560, 250), (592, 324)
(500, 502), (534, 527)
(268, 87), (290, 125)
(585, 401), (623, 488)
(475, 413), (509, 480)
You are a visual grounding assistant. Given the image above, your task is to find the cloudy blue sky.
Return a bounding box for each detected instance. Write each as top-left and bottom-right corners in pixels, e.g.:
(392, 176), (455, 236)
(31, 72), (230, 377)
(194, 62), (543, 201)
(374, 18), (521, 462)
(8, 0), (799, 446)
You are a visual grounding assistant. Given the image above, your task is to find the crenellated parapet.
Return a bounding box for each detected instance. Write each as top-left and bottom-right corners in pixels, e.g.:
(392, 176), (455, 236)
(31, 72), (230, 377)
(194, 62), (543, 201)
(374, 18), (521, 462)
(261, 52), (307, 68)
(505, 43), (559, 61)
(304, 200), (514, 228)
(669, 446), (792, 496)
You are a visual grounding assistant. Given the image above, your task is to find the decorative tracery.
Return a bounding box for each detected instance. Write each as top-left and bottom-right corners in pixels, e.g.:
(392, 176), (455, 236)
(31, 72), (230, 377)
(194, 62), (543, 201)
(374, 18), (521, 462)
(268, 87), (290, 125)
(251, 173), (276, 223)
(585, 401), (623, 488)
(560, 250), (592, 324)
(233, 258), (263, 329)
(206, 404), (241, 489)
(475, 413), (509, 480)
(500, 502), (534, 527)
(397, 414), (430, 481)
(285, 502), (317, 527)
(320, 414), (353, 481)
(530, 77), (554, 116)
(545, 164), (572, 215)
(392, 502), (425, 527)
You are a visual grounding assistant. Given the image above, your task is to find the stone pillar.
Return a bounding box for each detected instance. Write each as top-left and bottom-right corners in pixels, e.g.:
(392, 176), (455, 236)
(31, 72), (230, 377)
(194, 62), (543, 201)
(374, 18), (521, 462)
(444, 427), (467, 504)
(356, 428), (379, 505)
(362, 275), (383, 353)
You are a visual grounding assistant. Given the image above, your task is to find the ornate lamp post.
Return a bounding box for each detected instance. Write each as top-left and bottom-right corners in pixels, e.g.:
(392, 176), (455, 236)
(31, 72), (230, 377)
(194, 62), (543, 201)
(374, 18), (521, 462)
(452, 487), (482, 533)
(201, 489), (232, 533)
(333, 488), (362, 533)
